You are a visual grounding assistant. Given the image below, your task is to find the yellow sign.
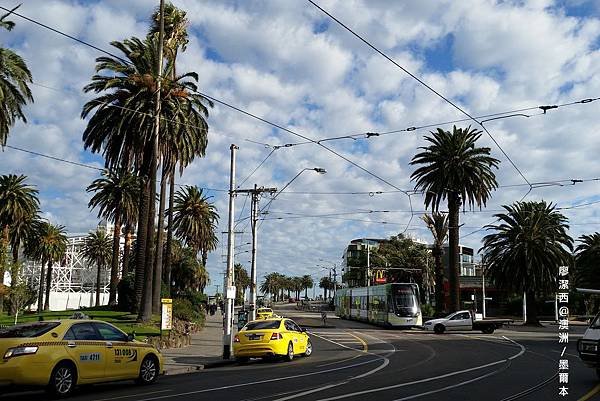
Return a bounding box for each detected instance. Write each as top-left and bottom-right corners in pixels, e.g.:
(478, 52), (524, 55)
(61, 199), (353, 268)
(161, 298), (173, 330)
(374, 270), (386, 284)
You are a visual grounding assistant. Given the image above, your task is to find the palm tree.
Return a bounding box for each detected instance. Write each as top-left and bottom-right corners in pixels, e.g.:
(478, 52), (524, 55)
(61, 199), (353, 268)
(234, 264), (250, 305)
(301, 275), (314, 299)
(87, 169), (139, 306)
(575, 233), (600, 286)
(319, 276), (334, 300)
(480, 201), (573, 326)
(260, 272), (284, 302)
(0, 5), (33, 147)
(82, 35), (213, 321)
(421, 213), (449, 314)
(411, 126), (500, 310)
(172, 185), (219, 263)
(25, 222), (67, 311)
(0, 174), (39, 311)
(82, 229), (112, 307)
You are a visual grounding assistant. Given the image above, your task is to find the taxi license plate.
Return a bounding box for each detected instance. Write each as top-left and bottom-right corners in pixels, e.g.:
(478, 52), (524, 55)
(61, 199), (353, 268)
(246, 333), (262, 340)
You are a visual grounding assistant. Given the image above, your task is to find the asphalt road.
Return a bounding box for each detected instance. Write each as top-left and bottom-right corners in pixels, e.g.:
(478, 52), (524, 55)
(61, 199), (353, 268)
(2, 311), (598, 401)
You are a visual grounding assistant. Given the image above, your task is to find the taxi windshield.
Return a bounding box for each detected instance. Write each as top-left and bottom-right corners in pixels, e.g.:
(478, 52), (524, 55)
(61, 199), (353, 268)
(0, 322), (60, 338)
(243, 320), (281, 331)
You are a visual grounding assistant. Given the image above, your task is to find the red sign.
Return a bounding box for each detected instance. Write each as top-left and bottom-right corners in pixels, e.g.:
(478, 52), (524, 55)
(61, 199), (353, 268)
(374, 270), (386, 284)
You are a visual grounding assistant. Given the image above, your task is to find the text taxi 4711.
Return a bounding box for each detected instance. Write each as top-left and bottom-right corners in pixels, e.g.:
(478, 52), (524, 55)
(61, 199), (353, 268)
(0, 319), (164, 397)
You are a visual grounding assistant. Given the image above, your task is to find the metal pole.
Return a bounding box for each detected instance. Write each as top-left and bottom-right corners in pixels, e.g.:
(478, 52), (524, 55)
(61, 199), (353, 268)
(249, 185), (258, 321)
(223, 144), (237, 359)
(482, 273), (486, 319)
(366, 242), (370, 315)
(522, 291), (527, 324)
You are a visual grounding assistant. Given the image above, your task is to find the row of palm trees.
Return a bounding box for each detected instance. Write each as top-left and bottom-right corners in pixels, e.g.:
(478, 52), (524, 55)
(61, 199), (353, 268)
(260, 273), (315, 302)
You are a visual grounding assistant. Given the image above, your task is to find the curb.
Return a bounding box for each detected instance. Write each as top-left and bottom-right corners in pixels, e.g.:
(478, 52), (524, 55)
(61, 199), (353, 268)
(164, 359), (238, 375)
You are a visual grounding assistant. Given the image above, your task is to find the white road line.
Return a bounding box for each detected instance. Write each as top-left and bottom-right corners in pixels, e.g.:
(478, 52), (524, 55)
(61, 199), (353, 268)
(314, 336), (526, 401)
(94, 389), (172, 401)
(134, 357), (382, 400)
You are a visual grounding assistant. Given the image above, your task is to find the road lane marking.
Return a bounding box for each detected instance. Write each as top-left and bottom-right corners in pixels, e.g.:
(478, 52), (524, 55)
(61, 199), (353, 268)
(579, 383), (600, 401)
(134, 357), (383, 400)
(94, 389), (172, 401)
(313, 336), (526, 401)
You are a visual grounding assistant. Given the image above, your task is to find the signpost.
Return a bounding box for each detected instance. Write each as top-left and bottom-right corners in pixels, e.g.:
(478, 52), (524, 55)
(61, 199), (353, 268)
(161, 298), (173, 337)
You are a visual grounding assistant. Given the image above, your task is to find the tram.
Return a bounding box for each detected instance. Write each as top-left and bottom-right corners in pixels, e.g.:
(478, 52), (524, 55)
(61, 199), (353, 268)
(335, 283), (422, 328)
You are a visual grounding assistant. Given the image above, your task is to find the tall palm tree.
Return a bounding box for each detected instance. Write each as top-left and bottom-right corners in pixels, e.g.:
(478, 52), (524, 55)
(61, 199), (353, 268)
(172, 185), (219, 263)
(421, 213), (449, 314)
(25, 222), (67, 311)
(87, 169), (139, 306)
(301, 275), (314, 299)
(82, 35), (212, 320)
(411, 126), (500, 310)
(575, 233), (600, 289)
(0, 5), (33, 147)
(234, 264), (250, 305)
(481, 201), (573, 326)
(82, 229), (112, 307)
(0, 174), (39, 311)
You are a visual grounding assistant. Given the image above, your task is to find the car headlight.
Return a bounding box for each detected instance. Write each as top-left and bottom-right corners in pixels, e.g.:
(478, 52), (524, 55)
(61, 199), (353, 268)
(4, 346), (39, 359)
(424, 322), (432, 326)
(579, 341), (598, 353)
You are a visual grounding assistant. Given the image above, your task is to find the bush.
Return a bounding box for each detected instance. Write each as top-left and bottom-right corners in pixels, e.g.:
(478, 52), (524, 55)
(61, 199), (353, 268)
(173, 298), (205, 325)
(178, 290), (207, 310)
(117, 273), (136, 312)
(421, 303), (435, 318)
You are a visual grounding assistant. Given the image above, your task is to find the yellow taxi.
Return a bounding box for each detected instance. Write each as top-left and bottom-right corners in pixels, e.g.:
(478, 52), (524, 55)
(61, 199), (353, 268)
(0, 319), (163, 397)
(256, 308), (274, 319)
(233, 318), (312, 363)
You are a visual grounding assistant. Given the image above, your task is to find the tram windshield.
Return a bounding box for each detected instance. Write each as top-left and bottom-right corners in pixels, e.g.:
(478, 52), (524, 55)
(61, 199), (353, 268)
(392, 285), (419, 317)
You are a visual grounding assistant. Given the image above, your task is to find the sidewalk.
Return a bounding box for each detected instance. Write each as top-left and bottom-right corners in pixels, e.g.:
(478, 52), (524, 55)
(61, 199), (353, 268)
(162, 312), (236, 375)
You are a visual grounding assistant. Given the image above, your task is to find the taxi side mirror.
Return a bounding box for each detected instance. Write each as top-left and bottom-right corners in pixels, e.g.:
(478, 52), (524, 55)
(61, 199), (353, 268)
(127, 333), (135, 342)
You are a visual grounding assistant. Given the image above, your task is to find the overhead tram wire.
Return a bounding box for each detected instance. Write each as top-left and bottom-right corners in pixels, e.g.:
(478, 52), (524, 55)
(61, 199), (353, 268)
(7, 6), (416, 233)
(308, 0), (532, 189)
(237, 147), (277, 189)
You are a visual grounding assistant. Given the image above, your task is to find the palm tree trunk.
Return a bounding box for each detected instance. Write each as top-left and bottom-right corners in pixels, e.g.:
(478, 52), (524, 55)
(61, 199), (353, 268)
(164, 166), (175, 296)
(134, 167), (151, 314)
(305, 287), (308, 299)
(43, 260), (53, 311)
(0, 226), (8, 313)
(139, 149), (158, 322)
(12, 240), (19, 264)
(37, 258), (46, 312)
(96, 259), (102, 307)
(152, 164), (168, 314)
(448, 193), (461, 311)
(108, 213), (122, 306)
(434, 248), (445, 314)
(201, 250), (208, 268)
(525, 290), (540, 326)
(122, 225), (132, 275)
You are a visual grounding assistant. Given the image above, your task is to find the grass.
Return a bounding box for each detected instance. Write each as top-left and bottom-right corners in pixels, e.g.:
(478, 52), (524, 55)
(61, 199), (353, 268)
(0, 307), (161, 340)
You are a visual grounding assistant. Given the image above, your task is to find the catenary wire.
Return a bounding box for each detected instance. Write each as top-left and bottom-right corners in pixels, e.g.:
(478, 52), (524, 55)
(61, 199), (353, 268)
(308, 0), (532, 188)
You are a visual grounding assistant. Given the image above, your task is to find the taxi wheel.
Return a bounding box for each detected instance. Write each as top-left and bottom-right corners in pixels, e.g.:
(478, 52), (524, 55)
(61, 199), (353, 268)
(304, 339), (313, 357)
(285, 342), (294, 362)
(434, 324), (445, 334)
(137, 356), (159, 385)
(48, 362), (77, 398)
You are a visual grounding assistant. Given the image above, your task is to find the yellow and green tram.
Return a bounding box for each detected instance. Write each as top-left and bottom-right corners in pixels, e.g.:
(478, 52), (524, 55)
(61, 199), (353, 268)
(335, 283), (422, 328)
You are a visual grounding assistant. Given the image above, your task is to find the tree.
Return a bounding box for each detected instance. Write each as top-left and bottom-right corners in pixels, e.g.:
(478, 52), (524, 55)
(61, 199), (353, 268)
(411, 126), (500, 310)
(260, 272), (285, 302)
(234, 264), (250, 305)
(0, 174), (39, 311)
(319, 276), (334, 300)
(481, 201), (573, 326)
(0, 5), (34, 147)
(87, 169), (139, 306)
(82, 34), (212, 321)
(172, 185), (219, 264)
(422, 213), (449, 314)
(169, 240), (208, 295)
(25, 222), (67, 311)
(301, 275), (314, 299)
(82, 229), (112, 307)
(574, 233), (600, 315)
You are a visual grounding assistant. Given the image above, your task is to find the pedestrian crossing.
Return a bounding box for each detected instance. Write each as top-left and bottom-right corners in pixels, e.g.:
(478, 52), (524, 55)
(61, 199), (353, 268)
(308, 330), (368, 352)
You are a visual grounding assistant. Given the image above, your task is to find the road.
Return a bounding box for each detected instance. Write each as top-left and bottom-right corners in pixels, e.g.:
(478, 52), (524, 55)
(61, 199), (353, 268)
(2, 310), (598, 401)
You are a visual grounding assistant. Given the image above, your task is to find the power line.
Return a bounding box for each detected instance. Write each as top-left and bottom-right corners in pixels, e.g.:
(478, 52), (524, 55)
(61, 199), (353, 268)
(237, 148), (277, 189)
(9, 6), (415, 232)
(308, 0), (532, 188)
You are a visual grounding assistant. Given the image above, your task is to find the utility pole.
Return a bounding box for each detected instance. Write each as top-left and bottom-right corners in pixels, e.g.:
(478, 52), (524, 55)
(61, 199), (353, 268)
(223, 144), (238, 360)
(235, 185), (276, 321)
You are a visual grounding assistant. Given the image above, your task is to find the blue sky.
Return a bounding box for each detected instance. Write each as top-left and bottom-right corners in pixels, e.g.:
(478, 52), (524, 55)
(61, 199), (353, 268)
(2, 0), (600, 293)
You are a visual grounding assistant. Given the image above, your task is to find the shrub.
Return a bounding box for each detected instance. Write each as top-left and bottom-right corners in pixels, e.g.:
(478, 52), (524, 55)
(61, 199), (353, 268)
(173, 298), (205, 325)
(117, 273), (136, 312)
(178, 290), (207, 309)
(421, 303), (435, 318)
